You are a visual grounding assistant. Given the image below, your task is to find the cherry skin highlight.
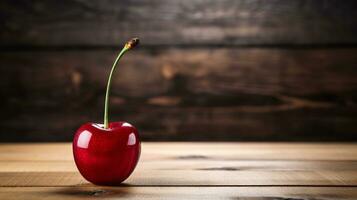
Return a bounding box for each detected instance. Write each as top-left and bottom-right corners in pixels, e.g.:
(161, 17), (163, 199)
(73, 122), (141, 185)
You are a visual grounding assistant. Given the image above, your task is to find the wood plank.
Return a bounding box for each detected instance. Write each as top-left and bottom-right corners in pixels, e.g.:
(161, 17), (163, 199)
(2, 160), (357, 172)
(1, 170), (357, 187)
(1, 187), (357, 200)
(0, 143), (356, 186)
(1, 48), (357, 141)
(1, 143), (357, 161)
(1, 0), (357, 46)
(3, 48), (356, 97)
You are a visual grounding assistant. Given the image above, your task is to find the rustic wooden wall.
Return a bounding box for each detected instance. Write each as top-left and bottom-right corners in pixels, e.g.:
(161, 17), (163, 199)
(1, 0), (357, 141)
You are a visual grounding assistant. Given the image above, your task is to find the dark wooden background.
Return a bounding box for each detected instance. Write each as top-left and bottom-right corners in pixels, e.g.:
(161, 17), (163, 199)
(1, 0), (357, 141)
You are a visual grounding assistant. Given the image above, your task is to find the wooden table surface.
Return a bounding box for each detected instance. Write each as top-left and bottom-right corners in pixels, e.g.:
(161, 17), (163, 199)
(1, 142), (357, 199)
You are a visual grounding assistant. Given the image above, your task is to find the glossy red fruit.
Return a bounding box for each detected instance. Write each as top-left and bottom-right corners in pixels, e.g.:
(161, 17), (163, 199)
(73, 122), (140, 185)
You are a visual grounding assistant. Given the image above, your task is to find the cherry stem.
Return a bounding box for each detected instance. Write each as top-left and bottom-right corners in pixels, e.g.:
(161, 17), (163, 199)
(104, 38), (139, 129)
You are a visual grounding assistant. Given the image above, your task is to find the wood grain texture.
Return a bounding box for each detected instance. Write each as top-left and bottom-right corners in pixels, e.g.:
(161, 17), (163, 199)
(2, 159), (357, 172)
(1, 143), (357, 161)
(1, 187), (357, 200)
(0, 143), (357, 199)
(2, 170), (357, 187)
(0, 143), (357, 187)
(1, 0), (357, 46)
(1, 48), (357, 141)
(1, 0), (357, 142)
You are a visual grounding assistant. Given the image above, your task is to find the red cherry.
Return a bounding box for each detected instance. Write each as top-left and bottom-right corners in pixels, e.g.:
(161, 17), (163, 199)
(73, 38), (141, 185)
(73, 122), (141, 185)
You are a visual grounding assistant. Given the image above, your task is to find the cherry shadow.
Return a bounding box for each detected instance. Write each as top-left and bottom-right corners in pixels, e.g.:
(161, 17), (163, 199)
(51, 183), (133, 198)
